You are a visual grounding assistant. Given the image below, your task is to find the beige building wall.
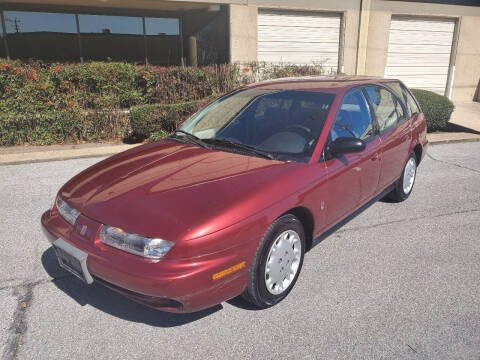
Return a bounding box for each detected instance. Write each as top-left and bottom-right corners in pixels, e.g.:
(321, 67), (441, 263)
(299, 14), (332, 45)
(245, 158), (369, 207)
(229, 4), (257, 63)
(454, 15), (480, 102)
(5, 0), (480, 101)
(228, 0), (360, 74)
(364, 0), (480, 102)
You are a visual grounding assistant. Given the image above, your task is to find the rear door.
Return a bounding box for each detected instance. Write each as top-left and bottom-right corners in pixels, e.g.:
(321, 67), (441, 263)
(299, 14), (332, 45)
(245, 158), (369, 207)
(324, 88), (381, 226)
(363, 85), (411, 192)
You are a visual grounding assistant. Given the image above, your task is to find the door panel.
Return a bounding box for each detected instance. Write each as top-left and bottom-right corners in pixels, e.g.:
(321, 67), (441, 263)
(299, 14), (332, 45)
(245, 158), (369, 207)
(363, 85), (411, 191)
(377, 120), (410, 190)
(324, 88), (381, 226)
(325, 137), (381, 225)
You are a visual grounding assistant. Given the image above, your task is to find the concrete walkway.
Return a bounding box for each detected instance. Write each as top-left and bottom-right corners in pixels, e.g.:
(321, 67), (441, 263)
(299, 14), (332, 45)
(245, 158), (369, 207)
(450, 101), (480, 133)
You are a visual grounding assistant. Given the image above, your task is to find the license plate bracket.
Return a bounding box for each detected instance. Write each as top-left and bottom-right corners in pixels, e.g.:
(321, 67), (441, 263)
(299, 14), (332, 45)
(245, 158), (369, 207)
(53, 239), (93, 284)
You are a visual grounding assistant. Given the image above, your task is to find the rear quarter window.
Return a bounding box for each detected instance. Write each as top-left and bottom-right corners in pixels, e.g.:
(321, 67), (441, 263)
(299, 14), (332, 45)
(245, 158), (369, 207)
(386, 81), (420, 118)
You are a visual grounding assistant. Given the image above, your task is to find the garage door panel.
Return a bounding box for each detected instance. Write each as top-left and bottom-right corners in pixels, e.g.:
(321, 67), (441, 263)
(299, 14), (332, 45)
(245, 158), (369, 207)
(258, 12), (340, 28)
(385, 16), (455, 95)
(384, 73), (449, 86)
(389, 18), (455, 32)
(258, 42), (339, 53)
(258, 53), (338, 67)
(386, 53), (452, 66)
(258, 10), (340, 68)
(258, 27), (339, 43)
(385, 66), (451, 76)
(387, 44), (454, 54)
(388, 31), (453, 45)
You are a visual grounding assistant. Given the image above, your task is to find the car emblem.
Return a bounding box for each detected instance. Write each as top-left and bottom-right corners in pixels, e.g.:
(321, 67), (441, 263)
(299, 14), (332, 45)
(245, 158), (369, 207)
(80, 225), (87, 236)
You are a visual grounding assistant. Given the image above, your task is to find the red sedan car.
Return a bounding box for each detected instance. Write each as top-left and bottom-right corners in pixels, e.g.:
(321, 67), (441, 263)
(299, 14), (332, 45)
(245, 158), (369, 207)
(41, 76), (427, 313)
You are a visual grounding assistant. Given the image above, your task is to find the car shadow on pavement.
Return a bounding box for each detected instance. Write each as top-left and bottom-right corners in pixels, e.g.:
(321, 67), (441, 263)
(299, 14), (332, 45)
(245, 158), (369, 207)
(41, 247), (222, 327)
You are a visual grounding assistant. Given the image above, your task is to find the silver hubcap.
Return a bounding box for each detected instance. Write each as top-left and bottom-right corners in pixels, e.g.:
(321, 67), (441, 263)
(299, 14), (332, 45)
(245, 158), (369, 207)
(265, 230), (302, 295)
(403, 157), (416, 194)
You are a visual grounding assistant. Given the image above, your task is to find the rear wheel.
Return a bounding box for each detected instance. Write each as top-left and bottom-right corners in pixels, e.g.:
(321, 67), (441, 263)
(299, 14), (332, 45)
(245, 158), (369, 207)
(242, 214), (305, 308)
(388, 152), (417, 202)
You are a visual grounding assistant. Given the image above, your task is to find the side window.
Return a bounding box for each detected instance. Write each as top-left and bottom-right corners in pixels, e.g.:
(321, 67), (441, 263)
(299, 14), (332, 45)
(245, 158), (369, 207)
(364, 86), (399, 132)
(401, 85), (420, 117)
(330, 89), (373, 141)
(395, 97), (405, 120)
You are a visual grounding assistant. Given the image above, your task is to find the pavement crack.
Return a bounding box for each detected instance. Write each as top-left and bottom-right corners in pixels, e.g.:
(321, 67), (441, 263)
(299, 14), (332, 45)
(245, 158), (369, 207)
(2, 284), (34, 360)
(427, 152), (480, 174)
(0, 274), (74, 292)
(0, 274), (73, 359)
(336, 208), (480, 234)
(407, 344), (418, 354)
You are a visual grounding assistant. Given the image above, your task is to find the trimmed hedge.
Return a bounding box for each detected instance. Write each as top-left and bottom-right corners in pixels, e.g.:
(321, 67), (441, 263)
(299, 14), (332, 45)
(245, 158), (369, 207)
(411, 89), (455, 132)
(0, 59), (329, 145)
(0, 60), (241, 145)
(129, 96), (216, 139)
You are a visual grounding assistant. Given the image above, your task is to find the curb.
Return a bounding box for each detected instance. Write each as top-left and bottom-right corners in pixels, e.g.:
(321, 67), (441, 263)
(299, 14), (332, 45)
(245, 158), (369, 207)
(1, 136), (479, 165)
(0, 144), (139, 166)
(428, 137), (480, 145)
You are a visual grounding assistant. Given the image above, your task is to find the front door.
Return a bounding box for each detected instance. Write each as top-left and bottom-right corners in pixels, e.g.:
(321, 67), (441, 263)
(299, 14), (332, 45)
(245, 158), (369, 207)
(324, 88), (381, 226)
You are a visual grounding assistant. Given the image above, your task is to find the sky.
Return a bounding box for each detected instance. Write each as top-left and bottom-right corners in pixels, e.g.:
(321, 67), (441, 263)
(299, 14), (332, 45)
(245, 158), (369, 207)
(4, 11), (179, 35)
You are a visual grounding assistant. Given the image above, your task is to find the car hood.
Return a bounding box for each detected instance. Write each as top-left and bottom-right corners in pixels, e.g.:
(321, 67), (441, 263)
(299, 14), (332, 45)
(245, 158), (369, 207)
(61, 140), (303, 241)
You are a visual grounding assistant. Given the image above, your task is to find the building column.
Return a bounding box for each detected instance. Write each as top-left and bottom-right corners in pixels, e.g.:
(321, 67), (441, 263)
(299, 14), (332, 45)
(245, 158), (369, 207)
(356, 0), (371, 75)
(229, 4), (257, 64)
(364, 10), (391, 76)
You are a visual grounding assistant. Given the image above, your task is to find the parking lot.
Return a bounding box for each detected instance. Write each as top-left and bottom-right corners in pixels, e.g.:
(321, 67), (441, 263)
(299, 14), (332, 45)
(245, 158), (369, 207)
(1, 141), (479, 360)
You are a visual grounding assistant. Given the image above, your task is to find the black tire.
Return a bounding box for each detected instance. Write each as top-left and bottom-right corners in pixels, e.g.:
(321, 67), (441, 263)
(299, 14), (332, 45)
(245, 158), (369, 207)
(242, 214), (306, 308)
(387, 152), (417, 202)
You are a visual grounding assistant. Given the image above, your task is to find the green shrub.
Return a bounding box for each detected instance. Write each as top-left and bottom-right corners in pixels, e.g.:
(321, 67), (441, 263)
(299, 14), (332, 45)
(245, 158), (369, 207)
(139, 64), (241, 104)
(0, 58), (331, 145)
(129, 96), (215, 139)
(0, 60), (238, 145)
(411, 89), (455, 132)
(148, 130), (170, 142)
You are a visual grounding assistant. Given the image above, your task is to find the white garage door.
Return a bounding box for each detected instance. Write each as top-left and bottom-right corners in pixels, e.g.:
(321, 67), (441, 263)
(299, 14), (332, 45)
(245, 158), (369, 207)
(257, 10), (341, 72)
(385, 16), (455, 95)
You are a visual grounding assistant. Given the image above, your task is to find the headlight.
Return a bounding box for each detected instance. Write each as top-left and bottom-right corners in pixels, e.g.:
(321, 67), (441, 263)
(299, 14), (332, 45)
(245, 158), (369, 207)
(100, 226), (175, 259)
(56, 196), (80, 225)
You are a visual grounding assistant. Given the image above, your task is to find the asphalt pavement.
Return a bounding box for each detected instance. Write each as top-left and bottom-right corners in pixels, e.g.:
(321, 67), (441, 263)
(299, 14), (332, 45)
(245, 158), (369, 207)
(0, 142), (479, 360)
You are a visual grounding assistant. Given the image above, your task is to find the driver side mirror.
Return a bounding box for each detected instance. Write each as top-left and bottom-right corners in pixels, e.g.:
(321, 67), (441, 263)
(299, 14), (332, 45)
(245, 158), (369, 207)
(327, 137), (366, 155)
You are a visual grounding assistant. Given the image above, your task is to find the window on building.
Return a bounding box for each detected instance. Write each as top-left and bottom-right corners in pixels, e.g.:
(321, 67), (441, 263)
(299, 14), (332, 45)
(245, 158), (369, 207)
(78, 14), (144, 62)
(194, 8), (228, 65)
(145, 17), (180, 65)
(331, 89), (373, 141)
(0, 14), (6, 58)
(0, 9), (191, 65)
(3, 11), (79, 61)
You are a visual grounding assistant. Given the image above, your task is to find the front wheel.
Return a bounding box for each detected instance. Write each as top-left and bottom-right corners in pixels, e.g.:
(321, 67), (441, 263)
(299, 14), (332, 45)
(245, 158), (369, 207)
(388, 152), (417, 202)
(242, 214), (305, 308)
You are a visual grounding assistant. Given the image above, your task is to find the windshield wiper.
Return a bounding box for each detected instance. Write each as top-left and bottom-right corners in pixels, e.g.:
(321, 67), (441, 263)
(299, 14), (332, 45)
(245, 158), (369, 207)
(167, 130), (210, 149)
(204, 138), (275, 160)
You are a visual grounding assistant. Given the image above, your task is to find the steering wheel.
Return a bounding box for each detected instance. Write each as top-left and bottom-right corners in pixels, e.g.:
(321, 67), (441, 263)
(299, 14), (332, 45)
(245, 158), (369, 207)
(286, 124), (315, 140)
(284, 124), (316, 150)
(286, 124), (311, 134)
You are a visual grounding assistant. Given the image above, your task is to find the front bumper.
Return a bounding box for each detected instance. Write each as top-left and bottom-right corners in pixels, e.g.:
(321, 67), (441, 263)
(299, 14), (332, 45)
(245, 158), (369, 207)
(41, 210), (253, 313)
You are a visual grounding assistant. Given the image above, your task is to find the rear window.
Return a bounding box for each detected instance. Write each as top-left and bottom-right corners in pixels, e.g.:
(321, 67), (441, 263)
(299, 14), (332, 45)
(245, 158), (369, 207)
(386, 81), (420, 117)
(364, 86), (401, 133)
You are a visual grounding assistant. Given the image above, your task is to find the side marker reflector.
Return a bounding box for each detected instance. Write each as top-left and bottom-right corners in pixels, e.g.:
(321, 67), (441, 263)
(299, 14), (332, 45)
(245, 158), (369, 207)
(212, 261), (246, 280)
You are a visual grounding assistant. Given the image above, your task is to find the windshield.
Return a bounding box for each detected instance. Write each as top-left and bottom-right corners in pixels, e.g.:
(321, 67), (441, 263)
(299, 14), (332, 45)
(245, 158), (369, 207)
(178, 88), (335, 162)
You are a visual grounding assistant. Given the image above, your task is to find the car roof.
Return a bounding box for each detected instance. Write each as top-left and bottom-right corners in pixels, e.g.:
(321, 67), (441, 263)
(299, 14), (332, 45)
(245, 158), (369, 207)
(244, 75), (399, 94)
